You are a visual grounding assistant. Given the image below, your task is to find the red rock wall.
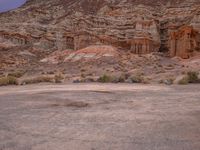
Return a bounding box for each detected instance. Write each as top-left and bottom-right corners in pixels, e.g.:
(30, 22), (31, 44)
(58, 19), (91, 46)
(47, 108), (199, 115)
(169, 26), (199, 59)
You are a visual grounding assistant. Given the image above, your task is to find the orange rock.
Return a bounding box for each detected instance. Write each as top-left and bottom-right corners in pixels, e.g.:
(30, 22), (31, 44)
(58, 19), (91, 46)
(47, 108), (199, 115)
(169, 26), (200, 59)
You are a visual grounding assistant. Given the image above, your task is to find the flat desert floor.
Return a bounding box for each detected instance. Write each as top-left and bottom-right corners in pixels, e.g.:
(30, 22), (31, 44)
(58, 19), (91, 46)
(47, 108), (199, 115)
(0, 83), (200, 150)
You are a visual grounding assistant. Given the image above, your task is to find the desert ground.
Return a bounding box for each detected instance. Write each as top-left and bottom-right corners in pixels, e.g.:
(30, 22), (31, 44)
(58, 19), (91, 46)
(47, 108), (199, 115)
(0, 83), (200, 150)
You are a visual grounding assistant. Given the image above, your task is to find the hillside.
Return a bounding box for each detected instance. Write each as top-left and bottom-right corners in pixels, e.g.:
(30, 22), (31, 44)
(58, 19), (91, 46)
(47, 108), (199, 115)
(0, 0), (200, 84)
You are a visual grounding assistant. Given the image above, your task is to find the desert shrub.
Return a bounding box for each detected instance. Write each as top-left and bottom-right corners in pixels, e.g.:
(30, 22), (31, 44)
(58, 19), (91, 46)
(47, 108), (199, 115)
(36, 76), (53, 83)
(130, 75), (144, 83)
(8, 71), (25, 78)
(109, 74), (125, 83)
(80, 77), (95, 83)
(178, 77), (189, 85)
(54, 74), (64, 83)
(22, 76), (53, 85)
(7, 76), (18, 85)
(187, 71), (199, 83)
(98, 74), (113, 83)
(118, 75), (126, 83)
(0, 77), (9, 86)
(178, 71), (199, 85)
(0, 76), (18, 86)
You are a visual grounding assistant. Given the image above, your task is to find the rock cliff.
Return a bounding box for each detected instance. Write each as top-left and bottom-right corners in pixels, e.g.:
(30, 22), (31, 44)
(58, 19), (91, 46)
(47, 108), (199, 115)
(1, 0), (200, 58)
(0, 0), (200, 83)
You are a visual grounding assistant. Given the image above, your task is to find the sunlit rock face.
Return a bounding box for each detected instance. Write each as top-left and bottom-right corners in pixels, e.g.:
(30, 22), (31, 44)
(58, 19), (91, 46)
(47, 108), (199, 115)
(0, 0), (200, 58)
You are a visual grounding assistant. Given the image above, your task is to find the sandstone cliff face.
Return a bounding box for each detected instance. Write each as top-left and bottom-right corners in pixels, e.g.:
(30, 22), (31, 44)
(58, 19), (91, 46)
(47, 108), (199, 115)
(0, 0), (200, 59)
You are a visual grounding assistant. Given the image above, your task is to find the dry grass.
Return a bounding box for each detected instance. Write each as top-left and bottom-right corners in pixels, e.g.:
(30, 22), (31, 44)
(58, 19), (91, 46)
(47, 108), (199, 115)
(20, 74), (65, 85)
(187, 71), (199, 83)
(21, 76), (54, 85)
(7, 71), (25, 78)
(130, 75), (144, 83)
(178, 77), (189, 85)
(54, 74), (65, 83)
(0, 76), (18, 86)
(178, 71), (200, 85)
(98, 74), (114, 83)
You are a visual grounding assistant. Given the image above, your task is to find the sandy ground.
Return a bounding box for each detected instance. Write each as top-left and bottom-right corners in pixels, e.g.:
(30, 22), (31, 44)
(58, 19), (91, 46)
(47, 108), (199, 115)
(0, 83), (200, 150)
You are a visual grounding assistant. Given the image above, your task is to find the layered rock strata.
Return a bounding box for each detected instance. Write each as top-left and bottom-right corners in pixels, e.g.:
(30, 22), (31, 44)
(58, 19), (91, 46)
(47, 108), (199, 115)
(0, 0), (200, 58)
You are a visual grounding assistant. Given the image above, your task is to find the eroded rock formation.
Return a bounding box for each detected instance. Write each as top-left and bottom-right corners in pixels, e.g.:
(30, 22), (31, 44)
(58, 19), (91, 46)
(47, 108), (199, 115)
(169, 26), (200, 59)
(0, 0), (200, 59)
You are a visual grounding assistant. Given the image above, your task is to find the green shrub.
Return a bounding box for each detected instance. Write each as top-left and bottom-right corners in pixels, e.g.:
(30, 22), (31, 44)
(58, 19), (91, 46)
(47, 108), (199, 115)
(178, 71), (199, 85)
(98, 74), (113, 83)
(187, 71), (199, 83)
(178, 77), (189, 85)
(0, 76), (18, 86)
(8, 76), (18, 85)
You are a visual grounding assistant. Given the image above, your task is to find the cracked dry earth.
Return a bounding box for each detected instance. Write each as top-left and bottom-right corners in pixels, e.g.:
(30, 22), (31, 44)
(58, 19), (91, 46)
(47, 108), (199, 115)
(0, 83), (200, 150)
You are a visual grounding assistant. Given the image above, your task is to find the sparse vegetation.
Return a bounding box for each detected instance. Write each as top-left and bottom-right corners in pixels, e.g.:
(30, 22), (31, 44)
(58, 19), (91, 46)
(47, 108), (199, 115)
(178, 71), (200, 85)
(21, 76), (54, 85)
(0, 76), (18, 86)
(130, 75), (144, 83)
(118, 75), (126, 83)
(54, 74), (64, 83)
(7, 70), (25, 78)
(98, 73), (131, 83)
(178, 76), (189, 85)
(187, 71), (199, 83)
(97, 73), (150, 84)
(114, 74), (129, 83)
(98, 74), (113, 83)
(20, 73), (65, 85)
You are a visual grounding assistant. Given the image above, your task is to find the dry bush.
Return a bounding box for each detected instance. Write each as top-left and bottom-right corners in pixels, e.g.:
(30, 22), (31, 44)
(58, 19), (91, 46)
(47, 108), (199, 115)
(7, 71), (25, 78)
(187, 71), (199, 83)
(98, 74), (114, 83)
(0, 76), (18, 86)
(54, 74), (65, 83)
(178, 77), (189, 85)
(130, 75), (144, 83)
(21, 76), (54, 85)
(178, 71), (199, 85)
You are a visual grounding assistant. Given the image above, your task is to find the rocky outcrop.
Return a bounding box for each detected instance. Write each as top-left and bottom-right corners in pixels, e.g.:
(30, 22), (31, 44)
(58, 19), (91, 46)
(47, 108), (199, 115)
(64, 45), (119, 62)
(0, 31), (31, 46)
(169, 26), (200, 59)
(41, 45), (119, 64)
(0, 0), (200, 59)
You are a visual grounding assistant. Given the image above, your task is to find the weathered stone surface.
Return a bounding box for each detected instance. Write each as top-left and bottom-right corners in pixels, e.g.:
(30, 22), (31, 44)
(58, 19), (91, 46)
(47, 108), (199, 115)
(0, 0), (200, 59)
(64, 45), (119, 62)
(169, 26), (200, 59)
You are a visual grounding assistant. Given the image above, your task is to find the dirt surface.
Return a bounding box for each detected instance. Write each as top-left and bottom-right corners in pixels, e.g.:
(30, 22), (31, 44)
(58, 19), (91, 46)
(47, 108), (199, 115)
(0, 83), (200, 150)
